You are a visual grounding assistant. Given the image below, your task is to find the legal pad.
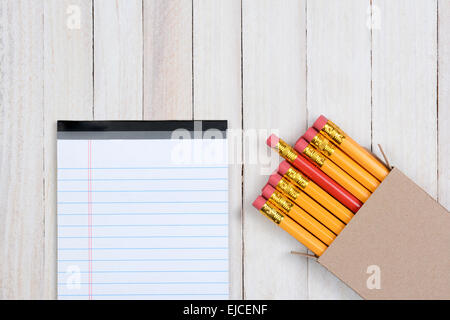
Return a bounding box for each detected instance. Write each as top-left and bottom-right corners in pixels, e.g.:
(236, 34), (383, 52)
(57, 121), (229, 300)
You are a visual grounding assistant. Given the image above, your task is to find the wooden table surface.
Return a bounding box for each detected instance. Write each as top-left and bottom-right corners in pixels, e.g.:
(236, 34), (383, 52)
(0, 0), (449, 300)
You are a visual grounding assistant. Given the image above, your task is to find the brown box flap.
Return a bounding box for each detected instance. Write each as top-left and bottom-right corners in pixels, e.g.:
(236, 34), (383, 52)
(318, 168), (450, 299)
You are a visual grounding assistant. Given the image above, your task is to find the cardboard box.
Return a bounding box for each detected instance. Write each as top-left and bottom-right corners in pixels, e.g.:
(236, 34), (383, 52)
(314, 168), (450, 299)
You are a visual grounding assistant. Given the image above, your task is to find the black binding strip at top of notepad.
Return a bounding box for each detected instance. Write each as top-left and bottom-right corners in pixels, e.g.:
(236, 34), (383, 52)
(57, 121), (228, 140)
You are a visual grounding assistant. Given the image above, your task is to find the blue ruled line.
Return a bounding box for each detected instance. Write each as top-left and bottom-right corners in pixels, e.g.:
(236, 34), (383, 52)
(57, 282), (229, 285)
(58, 166), (227, 170)
(57, 258), (228, 262)
(57, 235), (227, 239)
(58, 247), (228, 250)
(58, 189), (228, 193)
(58, 201), (227, 204)
(58, 212), (227, 216)
(58, 178), (227, 181)
(58, 224), (228, 227)
(57, 270), (228, 274)
(58, 293), (229, 297)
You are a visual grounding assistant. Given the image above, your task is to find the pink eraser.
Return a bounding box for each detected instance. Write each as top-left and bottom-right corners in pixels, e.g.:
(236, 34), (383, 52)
(266, 134), (280, 148)
(268, 172), (283, 187)
(278, 160), (292, 176)
(252, 196), (267, 211)
(313, 115), (328, 131)
(262, 184), (276, 200)
(294, 137), (309, 153)
(262, 169), (279, 191)
(303, 127), (319, 142)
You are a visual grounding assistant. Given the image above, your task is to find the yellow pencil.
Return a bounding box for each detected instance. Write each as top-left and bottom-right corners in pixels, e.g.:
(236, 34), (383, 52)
(253, 196), (327, 256)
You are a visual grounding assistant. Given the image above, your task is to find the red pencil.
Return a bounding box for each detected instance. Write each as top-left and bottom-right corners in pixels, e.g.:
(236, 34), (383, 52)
(267, 134), (362, 213)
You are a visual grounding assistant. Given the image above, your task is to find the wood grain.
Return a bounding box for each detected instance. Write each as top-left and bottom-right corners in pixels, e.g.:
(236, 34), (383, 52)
(438, 0), (450, 211)
(0, 0), (44, 299)
(372, 0), (438, 198)
(43, 0), (93, 299)
(306, 0), (371, 300)
(94, 0), (143, 120)
(242, 0), (308, 299)
(0, 0), (448, 300)
(143, 0), (192, 119)
(193, 0), (242, 299)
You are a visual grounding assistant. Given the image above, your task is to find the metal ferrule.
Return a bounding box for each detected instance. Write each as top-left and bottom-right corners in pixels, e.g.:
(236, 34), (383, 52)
(269, 191), (294, 213)
(285, 167), (310, 189)
(260, 202), (284, 224)
(277, 178), (301, 200)
(311, 134), (336, 156)
(276, 139), (298, 162)
(303, 145), (326, 167)
(322, 121), (346, 145)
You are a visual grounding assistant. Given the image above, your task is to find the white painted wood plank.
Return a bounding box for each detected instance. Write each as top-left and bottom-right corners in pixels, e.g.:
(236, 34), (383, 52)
(242, 0), (308, 299)
(143, 0), (192, 119)
(94, 0), (143, 120)
(306, 0), (371, 300)
(438, 0), (450, 211)
(193, 0), (242, 299)
(0, 0), (44, 299)
(43, 0), (93, 299)
(372, 0), (437, 197)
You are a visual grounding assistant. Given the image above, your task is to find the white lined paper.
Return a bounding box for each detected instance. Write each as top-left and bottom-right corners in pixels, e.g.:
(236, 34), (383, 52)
(57, 138), (229, 300)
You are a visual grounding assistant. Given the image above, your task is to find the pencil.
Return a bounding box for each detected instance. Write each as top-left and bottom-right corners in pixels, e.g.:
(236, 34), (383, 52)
(303, 127), (380, 192)
(295, 138), (371, 203)
(267, 134), (362, 212)
(262, 184), (336, 245)
(267, 173), (346, 234)
(313, 115), (389, 181)
(253, 196), (327, 256)
(277, 160), (355, 219)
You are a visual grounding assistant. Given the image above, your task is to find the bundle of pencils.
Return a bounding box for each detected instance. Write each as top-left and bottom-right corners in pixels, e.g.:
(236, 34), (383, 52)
(253, 115), (390, 256)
